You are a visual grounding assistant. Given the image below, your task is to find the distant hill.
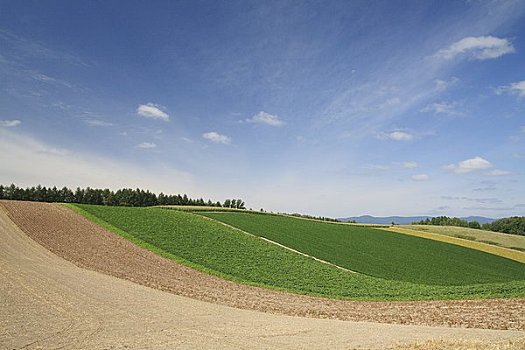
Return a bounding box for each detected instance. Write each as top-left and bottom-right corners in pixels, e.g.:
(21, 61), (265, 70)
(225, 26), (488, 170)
(461, 216), (496, 225)
(338, 215), (495, 225)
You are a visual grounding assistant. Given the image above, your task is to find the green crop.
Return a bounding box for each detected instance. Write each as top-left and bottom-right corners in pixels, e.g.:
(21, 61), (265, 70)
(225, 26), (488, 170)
(200, 212), (525, 285)
(72, 204), (525, 300)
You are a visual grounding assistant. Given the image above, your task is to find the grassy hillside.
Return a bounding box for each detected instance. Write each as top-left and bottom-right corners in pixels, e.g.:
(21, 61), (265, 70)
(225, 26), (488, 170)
(200, 212), (525, 286)
(71, 204), (525, 300)
(400, 224), (525, 252)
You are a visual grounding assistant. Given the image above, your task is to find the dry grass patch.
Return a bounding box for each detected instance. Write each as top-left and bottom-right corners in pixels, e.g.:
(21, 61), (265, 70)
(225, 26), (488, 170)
(403, 225), (525, 251)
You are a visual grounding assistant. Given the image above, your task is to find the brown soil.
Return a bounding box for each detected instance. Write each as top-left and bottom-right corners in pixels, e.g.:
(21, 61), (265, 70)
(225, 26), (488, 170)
(2, 200), (524, 331)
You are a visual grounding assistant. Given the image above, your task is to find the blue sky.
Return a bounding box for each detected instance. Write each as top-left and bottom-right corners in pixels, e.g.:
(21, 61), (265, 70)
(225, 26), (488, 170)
(1, 0), (524, 218)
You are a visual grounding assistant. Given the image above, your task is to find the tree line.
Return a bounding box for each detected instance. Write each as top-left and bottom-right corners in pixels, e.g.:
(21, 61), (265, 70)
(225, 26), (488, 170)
(413, 216), (482, 229)
(483, 217), (525, 236)
(0, 184), (245, 209)
(289, 212), (340, 222)
(413, 215), (525, 236)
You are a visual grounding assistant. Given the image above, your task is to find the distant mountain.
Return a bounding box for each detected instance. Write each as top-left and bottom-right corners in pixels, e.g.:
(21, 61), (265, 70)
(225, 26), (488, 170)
(460, 216), (495, 225)
(338, 215), (495, 225)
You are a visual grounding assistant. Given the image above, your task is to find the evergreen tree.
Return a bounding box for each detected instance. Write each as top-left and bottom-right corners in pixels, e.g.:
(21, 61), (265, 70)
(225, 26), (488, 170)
(0, 183), (244, 211)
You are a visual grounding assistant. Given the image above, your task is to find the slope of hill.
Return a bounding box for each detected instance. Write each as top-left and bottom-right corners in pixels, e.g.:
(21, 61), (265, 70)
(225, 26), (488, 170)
(3, 199), (525, 349)
(4, 201), (517, 303)
(201, 211), (524, 286)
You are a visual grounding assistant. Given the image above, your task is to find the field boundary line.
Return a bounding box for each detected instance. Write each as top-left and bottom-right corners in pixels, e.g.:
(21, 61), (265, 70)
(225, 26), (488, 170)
(158, 205), (387, 227)
(383, 226), (525, 264)
(195, 213), (358, 274)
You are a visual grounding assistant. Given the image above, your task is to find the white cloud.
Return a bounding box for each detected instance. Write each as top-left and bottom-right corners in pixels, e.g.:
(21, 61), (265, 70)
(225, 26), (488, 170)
(245, 111), (284, 127)
(202, 131), (231, 145)
(411, 174), (429, 181)
(496, 80), (525, 97)
(0, 129), (194, 194)
(420, 101), (463, 116)
(37, 147), (70, 157)
(443, 156), (492, 174)
(84, 119), (113, 127)
(402, 162), (418, 169)
(137, 103), (170, 121)
(136, 142), (156, 149)
(0, 119), (21, 127)
(434, 77), (459, 92)
(378, 131), (414, 141)
(364, 164), (390, 171)
(486, 169), (511, 177)
(435, 36), (515, 61)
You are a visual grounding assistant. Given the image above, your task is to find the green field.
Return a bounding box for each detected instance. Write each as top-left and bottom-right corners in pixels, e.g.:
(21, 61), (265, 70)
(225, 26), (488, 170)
(71, 204), (525, 300)
(200, 212), (525, 286)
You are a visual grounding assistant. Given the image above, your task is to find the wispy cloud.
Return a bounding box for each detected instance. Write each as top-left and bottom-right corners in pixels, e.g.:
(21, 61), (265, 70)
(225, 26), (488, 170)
(420, 101), (463, 116)
(84, 119), (113, 127)
(377, 130), (414, 141)
(30, 72), (74, 89)
(434, 77), (459, 92)
(36, 146), (71, 157)
(0, 119), (21, 127)
(135, 142), (156, 149)
(402, 161), (418, 169)
(245, 111), (284, 127)
(435, 36), (515, 61)
(443, 156), (492, 174)
(463, 206), (512, 211)
(473, 186), (496, 192)
(137, 103), (170, 121)
(202, 131), (231, 145)
(0, 29), (90, 67)
(486, 169), (511, 177)
(364, 164), (390, 171)
(411, 174), (429, 181)
(0, 129), (194, 193)
(442, 196), (502, 204)
(495, 80), (525, 98)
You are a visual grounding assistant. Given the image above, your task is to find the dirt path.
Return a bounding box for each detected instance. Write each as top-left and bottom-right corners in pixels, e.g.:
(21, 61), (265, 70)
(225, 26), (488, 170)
(2, 202), (525, 349)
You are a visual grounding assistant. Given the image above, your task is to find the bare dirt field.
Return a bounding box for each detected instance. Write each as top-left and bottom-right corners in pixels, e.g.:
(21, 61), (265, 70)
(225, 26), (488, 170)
(1, 200), (524, 349)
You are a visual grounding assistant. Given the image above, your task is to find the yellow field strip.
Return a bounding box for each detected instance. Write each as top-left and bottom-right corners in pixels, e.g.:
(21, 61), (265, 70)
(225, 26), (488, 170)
(382, 226), (525, 264)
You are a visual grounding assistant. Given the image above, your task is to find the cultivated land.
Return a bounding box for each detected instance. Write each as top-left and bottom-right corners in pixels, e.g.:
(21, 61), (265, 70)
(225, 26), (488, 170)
(199, 211), (525, 286)
(3, 204), (525, 350)
(73, 204), (525, 300)
(3, 200), (525, 349)
(386, 226), (525, 264)
(400, 224), (525, 252)
(2, 200), (525, 330)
